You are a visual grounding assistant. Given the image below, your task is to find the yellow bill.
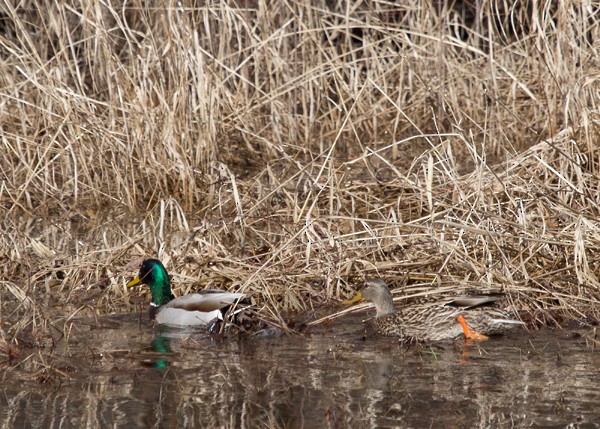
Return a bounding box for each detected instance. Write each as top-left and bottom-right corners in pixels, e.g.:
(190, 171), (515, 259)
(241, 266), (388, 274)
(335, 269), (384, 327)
(127, 276), (142, 287)
(343, 291), (363, 305)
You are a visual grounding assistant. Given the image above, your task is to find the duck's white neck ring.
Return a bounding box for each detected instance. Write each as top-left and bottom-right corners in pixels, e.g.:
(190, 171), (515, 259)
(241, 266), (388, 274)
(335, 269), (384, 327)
(150, 302), (160, 308)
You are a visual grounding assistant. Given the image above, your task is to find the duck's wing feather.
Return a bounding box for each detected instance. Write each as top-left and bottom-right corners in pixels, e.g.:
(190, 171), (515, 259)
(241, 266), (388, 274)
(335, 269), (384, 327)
(444, 294), (503, 309)
(165, 291), (245, 312)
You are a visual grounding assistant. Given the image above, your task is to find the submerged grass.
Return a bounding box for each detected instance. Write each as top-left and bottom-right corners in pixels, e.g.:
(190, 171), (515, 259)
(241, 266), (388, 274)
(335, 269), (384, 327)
(1, 1), (600, 364)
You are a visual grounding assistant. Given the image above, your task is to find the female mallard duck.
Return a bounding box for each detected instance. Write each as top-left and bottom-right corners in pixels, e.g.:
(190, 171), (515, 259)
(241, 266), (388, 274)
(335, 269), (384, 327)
(127, 259), (245, 327)
(353, 279), (524, 341)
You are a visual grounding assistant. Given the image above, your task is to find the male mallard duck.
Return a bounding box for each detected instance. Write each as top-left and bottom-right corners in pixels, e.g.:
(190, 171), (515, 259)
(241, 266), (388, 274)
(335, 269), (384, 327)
(127, 259), (245, 327)
(352, 279), (525, 341)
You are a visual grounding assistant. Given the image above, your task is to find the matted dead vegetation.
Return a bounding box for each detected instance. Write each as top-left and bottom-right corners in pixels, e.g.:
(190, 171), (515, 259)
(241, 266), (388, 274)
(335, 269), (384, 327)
(1, 0), (600, 361)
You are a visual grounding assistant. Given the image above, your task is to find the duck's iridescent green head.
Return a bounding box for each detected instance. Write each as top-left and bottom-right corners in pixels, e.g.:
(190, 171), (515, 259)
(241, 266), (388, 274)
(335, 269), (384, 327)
(127, 259), (175, 306)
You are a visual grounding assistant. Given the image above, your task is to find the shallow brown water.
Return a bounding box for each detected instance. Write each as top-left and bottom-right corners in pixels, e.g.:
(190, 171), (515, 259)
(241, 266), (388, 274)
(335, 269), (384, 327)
(2, 313), (600, 429)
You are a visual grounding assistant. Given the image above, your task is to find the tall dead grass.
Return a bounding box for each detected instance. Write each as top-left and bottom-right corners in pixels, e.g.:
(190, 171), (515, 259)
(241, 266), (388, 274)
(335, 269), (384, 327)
(1, 0), (600, 350)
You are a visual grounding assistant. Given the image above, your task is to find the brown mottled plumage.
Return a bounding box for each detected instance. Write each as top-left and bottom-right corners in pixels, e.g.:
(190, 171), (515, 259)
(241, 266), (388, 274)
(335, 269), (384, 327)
(358, 279), (525, 341)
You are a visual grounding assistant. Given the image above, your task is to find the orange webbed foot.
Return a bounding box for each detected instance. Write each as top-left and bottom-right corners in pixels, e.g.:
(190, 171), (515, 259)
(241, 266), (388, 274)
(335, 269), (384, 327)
(457, 315), (489, 341)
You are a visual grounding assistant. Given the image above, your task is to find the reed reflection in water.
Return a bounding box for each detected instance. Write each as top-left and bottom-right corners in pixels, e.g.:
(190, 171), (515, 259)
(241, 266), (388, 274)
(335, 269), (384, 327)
(1, 316), (598, 428)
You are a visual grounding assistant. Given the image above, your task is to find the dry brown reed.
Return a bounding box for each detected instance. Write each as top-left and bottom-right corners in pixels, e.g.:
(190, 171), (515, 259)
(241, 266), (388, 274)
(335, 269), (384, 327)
(1, 0), (600, 356)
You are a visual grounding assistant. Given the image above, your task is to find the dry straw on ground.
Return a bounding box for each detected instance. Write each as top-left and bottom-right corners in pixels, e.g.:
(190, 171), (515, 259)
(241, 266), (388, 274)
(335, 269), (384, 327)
(1, 1), (600, 356)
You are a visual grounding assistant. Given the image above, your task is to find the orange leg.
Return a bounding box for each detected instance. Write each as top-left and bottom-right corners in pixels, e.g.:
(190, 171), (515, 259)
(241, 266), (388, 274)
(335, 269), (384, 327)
(456, 315), (489, 341)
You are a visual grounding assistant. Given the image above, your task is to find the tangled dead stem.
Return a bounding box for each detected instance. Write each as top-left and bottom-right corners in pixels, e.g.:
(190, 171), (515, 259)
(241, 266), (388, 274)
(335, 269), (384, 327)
(1, 1), (600, 370)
